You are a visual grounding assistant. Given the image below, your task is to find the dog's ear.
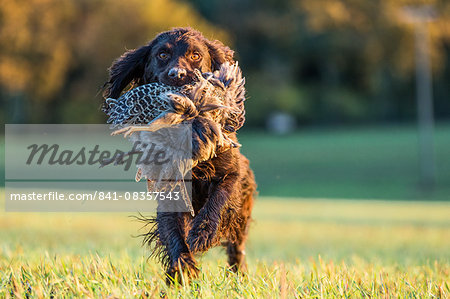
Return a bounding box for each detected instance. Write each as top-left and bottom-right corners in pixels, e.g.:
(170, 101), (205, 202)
(104, 45), (151, 99)
(206, 39), (235, 71)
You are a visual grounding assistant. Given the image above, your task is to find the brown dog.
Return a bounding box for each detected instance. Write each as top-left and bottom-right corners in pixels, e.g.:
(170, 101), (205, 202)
(103, 27), (256, 283)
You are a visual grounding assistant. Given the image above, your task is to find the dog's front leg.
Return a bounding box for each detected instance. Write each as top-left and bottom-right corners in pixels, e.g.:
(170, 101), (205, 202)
(156, 212), (198, 283)
(187, 175), (238, 253)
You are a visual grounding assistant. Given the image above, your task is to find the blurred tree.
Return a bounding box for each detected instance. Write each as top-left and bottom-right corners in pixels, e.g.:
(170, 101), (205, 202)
(189, 0), (450, 127)
(1, 0), (449, 126)
(0, 0), (228, 123)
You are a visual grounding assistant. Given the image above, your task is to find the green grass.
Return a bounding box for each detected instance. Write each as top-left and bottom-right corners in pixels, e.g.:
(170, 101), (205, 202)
(239, 123), (450, 200)
(1, 193), (449, 297)
(1, 123), (449, 296)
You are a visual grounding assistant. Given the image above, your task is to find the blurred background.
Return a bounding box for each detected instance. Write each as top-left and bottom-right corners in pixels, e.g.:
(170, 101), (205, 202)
(1, 3), (450, 294)
(1, 0), (449, 200)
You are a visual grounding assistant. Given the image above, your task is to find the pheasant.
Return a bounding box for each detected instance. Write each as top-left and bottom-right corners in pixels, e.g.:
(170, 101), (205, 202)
(102, 62), (246, 215)
(103, 62), (245, 134)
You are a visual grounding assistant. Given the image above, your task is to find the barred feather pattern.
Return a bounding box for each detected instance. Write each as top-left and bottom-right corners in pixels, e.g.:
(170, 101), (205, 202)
(203, 62), (246, 133)
(102, 62), (245, 132)
(103, 83), (180, 126)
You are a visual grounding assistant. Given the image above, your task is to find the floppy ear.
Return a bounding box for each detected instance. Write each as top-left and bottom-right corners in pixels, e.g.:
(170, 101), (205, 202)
(206, 39), (235, 71)
(104, 45), (151, 99)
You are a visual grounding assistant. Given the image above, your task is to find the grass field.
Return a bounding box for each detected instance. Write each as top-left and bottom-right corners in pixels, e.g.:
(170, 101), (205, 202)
(1, 192), (449, 298)
(1, 124), (450, 297)
(239, 123), (450, 200)
(2, 123), (450, 201)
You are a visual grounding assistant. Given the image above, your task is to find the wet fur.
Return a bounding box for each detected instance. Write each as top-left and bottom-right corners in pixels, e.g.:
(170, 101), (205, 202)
(104, 27), (256, 283)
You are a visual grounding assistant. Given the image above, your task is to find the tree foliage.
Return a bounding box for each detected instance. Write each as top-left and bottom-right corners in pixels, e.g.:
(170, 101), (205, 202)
(0, 0), (227, 123)
(190, 0), (450, 126)
(1, 0), (449, 125)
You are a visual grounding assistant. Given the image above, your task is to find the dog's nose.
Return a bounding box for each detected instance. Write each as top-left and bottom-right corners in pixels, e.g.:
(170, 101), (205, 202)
(168, 67), (187, 79)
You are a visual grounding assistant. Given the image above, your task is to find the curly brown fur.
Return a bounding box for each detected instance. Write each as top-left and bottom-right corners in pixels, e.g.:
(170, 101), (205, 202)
(104, 27), (256, 284)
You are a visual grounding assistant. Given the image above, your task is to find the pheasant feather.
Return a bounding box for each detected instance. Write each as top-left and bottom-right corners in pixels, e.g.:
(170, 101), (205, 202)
(102, 63), (246, 215)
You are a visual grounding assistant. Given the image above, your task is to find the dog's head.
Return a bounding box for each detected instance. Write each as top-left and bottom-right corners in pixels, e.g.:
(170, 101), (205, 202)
(104, 27), (234, 98)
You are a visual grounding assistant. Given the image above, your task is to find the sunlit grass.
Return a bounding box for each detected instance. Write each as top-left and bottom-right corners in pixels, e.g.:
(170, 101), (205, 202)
(239, 123), (450, 200)
(1, 193), (449, 297)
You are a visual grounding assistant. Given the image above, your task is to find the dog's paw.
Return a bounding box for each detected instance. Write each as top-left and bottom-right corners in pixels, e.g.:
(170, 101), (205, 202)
(166, 253), (199, 285)
(187, 212), (218, 253)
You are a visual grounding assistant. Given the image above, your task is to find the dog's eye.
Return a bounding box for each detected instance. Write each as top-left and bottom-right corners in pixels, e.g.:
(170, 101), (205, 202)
(190, 52), (201, 61)
(158, 52), (169, 60)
